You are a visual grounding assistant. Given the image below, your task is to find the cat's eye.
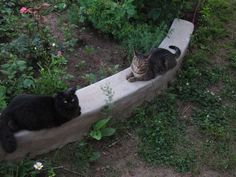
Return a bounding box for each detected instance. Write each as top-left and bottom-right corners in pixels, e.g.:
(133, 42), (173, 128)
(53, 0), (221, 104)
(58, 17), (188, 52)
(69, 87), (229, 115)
(64, 100), (68, 104)
(71, 98), (75, 102)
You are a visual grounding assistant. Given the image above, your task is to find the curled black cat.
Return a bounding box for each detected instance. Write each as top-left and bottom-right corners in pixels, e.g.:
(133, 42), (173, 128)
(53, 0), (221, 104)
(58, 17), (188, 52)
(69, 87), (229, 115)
(126, 45), (181, 82)
(0, 87), (81, 153)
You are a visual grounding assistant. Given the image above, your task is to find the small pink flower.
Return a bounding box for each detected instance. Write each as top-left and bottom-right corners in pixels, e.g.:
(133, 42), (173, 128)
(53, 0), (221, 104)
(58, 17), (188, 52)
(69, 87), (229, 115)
(20, 7), (29, 14)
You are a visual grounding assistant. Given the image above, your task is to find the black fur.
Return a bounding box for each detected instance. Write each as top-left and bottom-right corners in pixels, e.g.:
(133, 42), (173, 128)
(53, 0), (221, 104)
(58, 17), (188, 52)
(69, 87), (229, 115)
(0, 87), (81, 153)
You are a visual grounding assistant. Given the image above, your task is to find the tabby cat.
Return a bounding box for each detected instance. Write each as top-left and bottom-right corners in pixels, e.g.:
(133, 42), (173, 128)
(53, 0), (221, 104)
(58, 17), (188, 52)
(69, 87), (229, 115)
(0, 87), (81, 153)
(126, 45), (181, 82)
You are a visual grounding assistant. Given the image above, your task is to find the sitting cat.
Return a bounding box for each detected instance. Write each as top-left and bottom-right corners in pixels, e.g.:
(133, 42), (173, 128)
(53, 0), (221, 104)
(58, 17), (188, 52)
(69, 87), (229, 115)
(0, 87), (81, 153)
(126, 45), (181, 82)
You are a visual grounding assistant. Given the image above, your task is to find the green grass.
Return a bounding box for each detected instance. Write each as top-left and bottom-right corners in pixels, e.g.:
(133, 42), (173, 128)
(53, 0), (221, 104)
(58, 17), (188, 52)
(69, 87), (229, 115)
(130, 93), (196, 172)
(125, 0), (236, 174)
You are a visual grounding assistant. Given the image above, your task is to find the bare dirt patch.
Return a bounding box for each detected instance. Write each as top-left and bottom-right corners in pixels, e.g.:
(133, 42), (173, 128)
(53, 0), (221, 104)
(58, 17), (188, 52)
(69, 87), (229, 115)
(44, 13), (128, 88)
(87, 133), (192, 177)
(66, 28), (128, 87)
(178, 101), (194, 120)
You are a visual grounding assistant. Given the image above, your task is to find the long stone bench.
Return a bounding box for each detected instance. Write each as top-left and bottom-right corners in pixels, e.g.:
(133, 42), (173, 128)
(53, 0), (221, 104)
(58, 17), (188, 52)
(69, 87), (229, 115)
(0, 18), (194, 160)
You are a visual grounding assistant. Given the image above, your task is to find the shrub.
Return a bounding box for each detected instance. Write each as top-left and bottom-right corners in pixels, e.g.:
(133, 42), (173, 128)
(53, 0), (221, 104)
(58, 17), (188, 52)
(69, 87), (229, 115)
(78, 0), (169, 56)
(0, 85), (7, 111)
(0, 4), (67, 102)
(79, 0), (136, 39)
(133, 0), (185, 22)
(0, 57), (35, 98)
(33, 55), (70, 95)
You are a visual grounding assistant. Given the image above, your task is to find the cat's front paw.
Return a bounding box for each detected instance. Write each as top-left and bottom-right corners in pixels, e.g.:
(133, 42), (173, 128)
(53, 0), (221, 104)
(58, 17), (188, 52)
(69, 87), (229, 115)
(8, 120), (20, 132)
(126, 72), (133, 80)
(127, 76), (137, 82)
(1, 135), (17, 153)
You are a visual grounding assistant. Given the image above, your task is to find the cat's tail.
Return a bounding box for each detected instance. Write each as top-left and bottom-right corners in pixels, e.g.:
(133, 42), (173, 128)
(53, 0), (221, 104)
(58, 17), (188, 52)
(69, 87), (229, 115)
(0, 116), (17, 153)
(169, 45), (181, 58)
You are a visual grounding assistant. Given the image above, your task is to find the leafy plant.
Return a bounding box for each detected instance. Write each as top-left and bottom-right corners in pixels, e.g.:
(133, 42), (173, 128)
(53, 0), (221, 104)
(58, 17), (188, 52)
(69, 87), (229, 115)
(54, 2), (67, 11)
(89, 83), (116, 140)
(0, 159), (56, 177)
(83, 45), (95, 56)
(74, 141), (100, 173)
(0, 58), (35, 97)
(0, 4), (62, 103)
(78, 0), (168, 56)
(68, 3), (80, 25)
(133, 0), (185, 22)
(75, 60), (86, 70)
(62, 23), (78, 51)
(33, 55), (70, 95)
(0, 85), (7, 111)
(82, 73), (97, 85)
(89, 118), (116, 140)
(122, 23), (167, 55)
(98, 64), (120, 80)
(79, 0), (136, 40)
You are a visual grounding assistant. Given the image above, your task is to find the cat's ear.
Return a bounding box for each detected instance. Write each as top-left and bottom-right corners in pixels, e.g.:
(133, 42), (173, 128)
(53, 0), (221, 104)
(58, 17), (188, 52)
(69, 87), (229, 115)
(145, 54), (151, 60)
(68, 87), (77, 94)
(133, 50), (139, 57)
(55, 91), (65, 98)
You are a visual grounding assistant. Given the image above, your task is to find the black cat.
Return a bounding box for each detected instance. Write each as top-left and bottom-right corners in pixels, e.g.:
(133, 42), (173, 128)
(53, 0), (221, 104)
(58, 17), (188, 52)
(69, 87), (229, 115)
(0, 87), (81, 153)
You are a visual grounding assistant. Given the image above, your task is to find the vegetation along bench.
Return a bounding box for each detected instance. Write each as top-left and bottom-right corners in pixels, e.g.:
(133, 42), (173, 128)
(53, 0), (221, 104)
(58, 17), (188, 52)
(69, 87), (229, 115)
(0, 18), (194, 161)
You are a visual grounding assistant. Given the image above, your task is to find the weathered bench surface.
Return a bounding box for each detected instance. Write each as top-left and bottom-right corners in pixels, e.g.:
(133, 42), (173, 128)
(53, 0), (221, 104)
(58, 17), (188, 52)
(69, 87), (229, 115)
(0, 19), (194, 160)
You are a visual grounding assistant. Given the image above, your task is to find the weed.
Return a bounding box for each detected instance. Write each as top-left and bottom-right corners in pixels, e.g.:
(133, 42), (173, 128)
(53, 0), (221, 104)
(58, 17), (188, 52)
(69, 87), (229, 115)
(74, 141), (100, 174)
(133, 0), (185, 23)
(193, 0), (231, 48)
(198, 139), (236, 171)
(83, 45), (95, 56)
(54, 2), (67, 11)
(0, 85), (7, 111)
(67, 3), (80, 25)
(82, 73), (97, 85)
(78, 0), (169, 57)
(226, 43), (236, 69)
(98, 64), (120, 79)
(33, 55), (71, 95)
(0, 159), (56, 177)
(89, 83), (116, 140)
(130, 93), (188, 167)
(0, 58), (35, 98)
(75, 60), (86, 70)
(100, 83), (114, 105)
(62, 23), (78, 51)
(89, 118), (116, 140)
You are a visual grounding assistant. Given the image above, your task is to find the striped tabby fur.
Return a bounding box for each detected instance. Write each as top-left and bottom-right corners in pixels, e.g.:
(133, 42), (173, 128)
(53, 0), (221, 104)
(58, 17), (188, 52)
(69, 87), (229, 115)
(126, 45), (181, 82)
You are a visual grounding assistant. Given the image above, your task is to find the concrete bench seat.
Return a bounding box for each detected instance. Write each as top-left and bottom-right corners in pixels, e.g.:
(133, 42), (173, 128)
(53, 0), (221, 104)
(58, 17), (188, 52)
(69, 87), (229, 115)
(0, 18), (194, 160)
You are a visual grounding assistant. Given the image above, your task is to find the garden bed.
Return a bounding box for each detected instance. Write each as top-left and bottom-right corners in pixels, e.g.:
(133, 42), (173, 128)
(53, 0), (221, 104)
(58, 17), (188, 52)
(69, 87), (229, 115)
(43, 12), (128, 87)
(0, 18), (194, 160)
(0, 0), (196, 109)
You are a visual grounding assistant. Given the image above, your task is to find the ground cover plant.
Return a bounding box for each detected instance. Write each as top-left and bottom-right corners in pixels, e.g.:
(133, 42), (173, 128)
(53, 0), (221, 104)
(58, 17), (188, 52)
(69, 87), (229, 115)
(2, 0), (236, 177)
(0, 0), (70, 111)
(0, 0), (187, 112)
(129, 0), (236, 175)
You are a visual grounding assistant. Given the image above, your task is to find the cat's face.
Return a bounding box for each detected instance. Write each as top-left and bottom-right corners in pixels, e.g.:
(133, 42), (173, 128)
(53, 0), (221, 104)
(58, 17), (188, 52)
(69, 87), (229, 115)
(54, 87), (81, 118)
(131, 51), (149, 74)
